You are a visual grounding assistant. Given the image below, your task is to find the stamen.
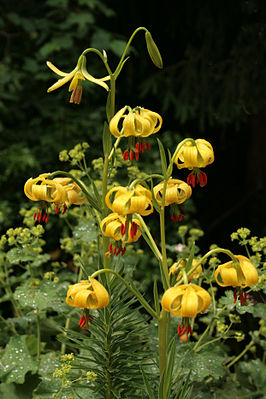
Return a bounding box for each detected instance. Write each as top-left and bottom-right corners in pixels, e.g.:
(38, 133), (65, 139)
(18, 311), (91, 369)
(61, 204), (67, 215)
(146, 142), (151, 151)
(109, 243), (113, 254)
(136, 142), (140, 152)
(121, 247), (126, 256)
(33, 212), (36, 220)
(130, 150), (134, 161)
(135, 151), (139, 161)
(123, 150), (129, 161)
(113, 246), (117, 255)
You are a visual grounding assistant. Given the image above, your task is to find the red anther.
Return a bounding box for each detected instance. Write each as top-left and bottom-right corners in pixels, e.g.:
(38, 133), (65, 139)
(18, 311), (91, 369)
(33, 212), (36, 220)
(79, 315), (86, 328)
(141, 142), (145, 152)
(146, 141), (151, 151)
(188, 325), (193, 335)
(120, 224), (124, 235)
(45, 214), (49, 223)
(42, 213), (46, 222)
(113, 246), (117, 255)
(116, 246), (122, 256)
(177, 324), (183, 335)
(109, 243), (113, 253)
(123, 150), (129, 161)
(37, 213), (42, 223)
(121, 247), (126, 256)
(136, 142), (140, 152)
(61, 204), (67, 215)
(233, 291), (237, 303)
(171, 215), (176, 223)
(130, 224), (135, 239)
(135, 151), (139, 161)
(202, 172), (207, 186)
(179, 214), (185, 222)
(87, 314), (93, 324)
(55, 205), (60, 215)
(197, 172), (204, 186)
(130, 150), (134, 161)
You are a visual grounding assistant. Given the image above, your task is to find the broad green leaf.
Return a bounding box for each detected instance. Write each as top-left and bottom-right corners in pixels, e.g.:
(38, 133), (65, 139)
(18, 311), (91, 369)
(72, 219), (98, 245)
(7, 247), (37, 265)
(0, 335), (37, 384)
(14, 280), (61, 310)
(141, 366), (156, 399)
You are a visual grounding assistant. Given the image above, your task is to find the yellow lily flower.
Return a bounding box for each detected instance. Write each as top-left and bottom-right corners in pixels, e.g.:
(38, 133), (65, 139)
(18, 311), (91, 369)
(53, 177), (86, 207)
(153, 179), (192, 206)
(66, 278), (109, 309)
(214, 255), (258, 288)
(100, 213), (142, 243)
(169, 259), (202, 280)
(174, 139), (214, 169)
(105, 185), (153, 216)
(24, 174), (67, 204)
(47, 55), (110, 103)
(161, 283), (211, 318)
(109, 106), (162, 138)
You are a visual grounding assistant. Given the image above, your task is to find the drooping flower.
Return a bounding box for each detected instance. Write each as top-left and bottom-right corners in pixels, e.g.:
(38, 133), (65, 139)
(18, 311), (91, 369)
(214, 255), (258, 288)
(161, 284), (211, 318)
(109, 106), (162, 161)
(66, 278), (109, 309)
(169, 259), (202, 281)
(174, 139), (214, 169)
(162, 283), (211, 341)
(53, 177), (86, 212)
(47, 55), (109, 103)
(105, 185), (153, 216)
(24, 174), (67, 222)
(174, 139), (214, 188)
(100, 213), (141, 243)
(153, 179), (192, 206)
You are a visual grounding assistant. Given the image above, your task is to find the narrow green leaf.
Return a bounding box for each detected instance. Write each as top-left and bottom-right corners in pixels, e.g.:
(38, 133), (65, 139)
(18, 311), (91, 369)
(86, 173), (102, 206)
(145, 31), (163, 69)
(103, 121), (112, 156)
(141, 367), (156, 399)
(186, 242), (195, 274)
(158, 371), (165, 399)
(151, 178), (161, 213)
(157, 139), (167, 176)
(114, 56), (130, 79)
(106, 92), (112, 122)
(166, 149), (173, 177)
(166, 336), (177, 395)
(153, 280), (160, 316)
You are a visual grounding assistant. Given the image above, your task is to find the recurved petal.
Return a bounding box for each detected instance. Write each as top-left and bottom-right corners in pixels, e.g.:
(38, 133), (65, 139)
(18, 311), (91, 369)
(47, 66), (78, 92)
(109, 106), (128, 137)
(81, 63), (109, 91)
(180, 285), (199, 318)
(237, 255), (258, 287)
(161, 286), (183, 316)
(215, 263), (239, 287)
(46, 61), (69, 76)
(89, 277), (109, 308)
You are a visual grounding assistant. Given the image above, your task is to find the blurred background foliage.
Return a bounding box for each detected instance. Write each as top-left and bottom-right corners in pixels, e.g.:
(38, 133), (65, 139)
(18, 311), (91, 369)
(0, 0), (265, 250)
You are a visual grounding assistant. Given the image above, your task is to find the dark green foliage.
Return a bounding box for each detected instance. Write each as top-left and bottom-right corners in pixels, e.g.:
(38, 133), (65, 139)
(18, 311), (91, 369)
(57, 273), (155, 398)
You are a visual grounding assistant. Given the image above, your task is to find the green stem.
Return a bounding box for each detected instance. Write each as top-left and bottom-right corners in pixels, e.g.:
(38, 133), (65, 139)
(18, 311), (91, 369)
(135, 215), (162, 261)
(114, 27), (148, 77)
(196, 322), (233, 352)
(91, 269), (159, 319)
(176, 247), (238, 286)
(108, 137), (121, 161)
(61, 317), (70, 355)
(36, 308), (41, 364)
(193, 324), (211, 352)
(158, 310), (167, 398)
(226, 340), (254, 368)
(129, 174), (164, 188)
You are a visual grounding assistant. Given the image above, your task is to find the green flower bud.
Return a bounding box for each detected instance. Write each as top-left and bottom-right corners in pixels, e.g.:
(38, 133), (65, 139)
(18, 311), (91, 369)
(145, 31), (163, 69)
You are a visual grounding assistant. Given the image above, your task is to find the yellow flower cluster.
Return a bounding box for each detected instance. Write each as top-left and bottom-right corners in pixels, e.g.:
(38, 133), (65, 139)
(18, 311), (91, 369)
(24, 174), (86, 222)
(174, 139), (214, 169)
(214, 255), (258, 288)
